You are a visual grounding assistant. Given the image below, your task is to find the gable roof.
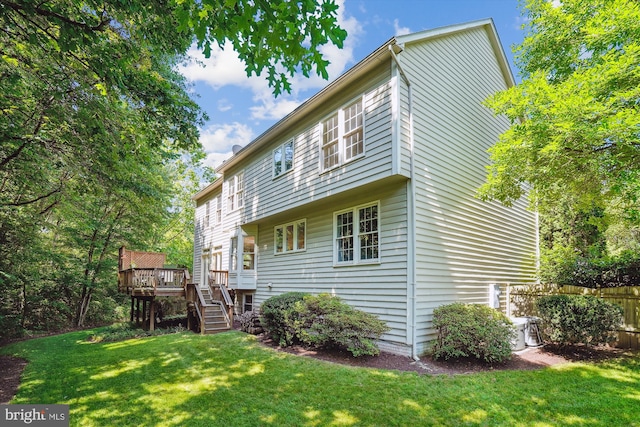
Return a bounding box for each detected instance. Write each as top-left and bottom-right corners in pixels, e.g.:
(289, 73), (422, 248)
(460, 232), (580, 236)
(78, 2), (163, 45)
(212, 18), (513, 176)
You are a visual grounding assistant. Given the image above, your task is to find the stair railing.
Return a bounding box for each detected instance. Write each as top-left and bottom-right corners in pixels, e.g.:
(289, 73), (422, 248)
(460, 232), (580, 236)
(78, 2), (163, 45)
(208, 271), (233, 327)
(185, 283), (207, 333)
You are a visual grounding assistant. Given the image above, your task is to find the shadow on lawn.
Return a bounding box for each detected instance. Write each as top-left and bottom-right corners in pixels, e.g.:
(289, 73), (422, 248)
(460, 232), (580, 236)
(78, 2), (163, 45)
(5, 330), (640, 426)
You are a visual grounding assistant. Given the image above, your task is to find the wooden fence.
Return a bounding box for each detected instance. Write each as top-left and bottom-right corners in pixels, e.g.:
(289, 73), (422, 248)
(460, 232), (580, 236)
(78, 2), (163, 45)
(508, 284), (640, 349)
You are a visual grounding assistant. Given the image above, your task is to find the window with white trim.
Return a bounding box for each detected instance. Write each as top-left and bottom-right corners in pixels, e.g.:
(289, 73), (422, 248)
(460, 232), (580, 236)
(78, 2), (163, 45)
(275, 219), (306, 254)
(243, 293), (254, 313)
(321, 97), (364, 172)
(273, 139), (294, 178)
(214, 195), (222, 225)
(243, 236), (255, 270)
(334, 202), (379, 265)
(227, 173), (244, 211)
(204, 201), (211, 228)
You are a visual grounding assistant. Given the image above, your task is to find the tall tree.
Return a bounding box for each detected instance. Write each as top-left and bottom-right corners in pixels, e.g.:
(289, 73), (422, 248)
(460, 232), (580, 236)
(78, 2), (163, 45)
(479, 0), (640, 287)
(479, 0), (640, 212)
(0, 0), (347, 335)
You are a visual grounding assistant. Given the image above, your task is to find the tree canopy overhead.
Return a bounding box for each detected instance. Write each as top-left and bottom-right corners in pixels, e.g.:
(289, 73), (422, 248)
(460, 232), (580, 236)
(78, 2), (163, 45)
(479, 0), (640, 216)
(0, 0), (347, 335)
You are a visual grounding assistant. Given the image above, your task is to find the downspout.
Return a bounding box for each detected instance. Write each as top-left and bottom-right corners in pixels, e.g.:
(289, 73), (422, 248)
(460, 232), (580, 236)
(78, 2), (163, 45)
(389, 44), (418, 361)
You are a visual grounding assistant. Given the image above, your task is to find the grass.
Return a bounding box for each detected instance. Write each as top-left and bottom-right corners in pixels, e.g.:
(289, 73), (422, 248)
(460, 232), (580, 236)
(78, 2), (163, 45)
(2, 328), (640, 427)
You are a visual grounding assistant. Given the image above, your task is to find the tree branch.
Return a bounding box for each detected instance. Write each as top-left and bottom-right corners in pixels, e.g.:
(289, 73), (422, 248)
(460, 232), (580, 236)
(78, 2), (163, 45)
(0, 0), (111, 32)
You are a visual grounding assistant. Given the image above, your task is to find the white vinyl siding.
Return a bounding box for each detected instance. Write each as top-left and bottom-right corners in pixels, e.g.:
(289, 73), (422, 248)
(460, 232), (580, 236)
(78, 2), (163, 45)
(193, 186), (229, 287)
(400, 26), (537, 351)
(241, 66), (393, 224)
(254, 184), (409, 346)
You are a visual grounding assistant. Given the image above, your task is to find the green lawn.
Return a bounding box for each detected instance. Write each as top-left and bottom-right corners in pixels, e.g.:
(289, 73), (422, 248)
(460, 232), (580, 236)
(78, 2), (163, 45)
(2, 328), (639, 426)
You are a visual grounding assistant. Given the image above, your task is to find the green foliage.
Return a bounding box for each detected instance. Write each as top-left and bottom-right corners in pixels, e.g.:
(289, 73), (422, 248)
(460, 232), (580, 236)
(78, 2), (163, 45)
(0, 1), (345, 335)
(86, 322), (186, 343)
(260, 292), (308, 347)
(536, 295), (623, 346)
(431, 303), (516, 364)
(481, 0), (640, 287)
(292, 293), (389, 357)
(480, 0), (640, 211)
(177, 0), (348, 95)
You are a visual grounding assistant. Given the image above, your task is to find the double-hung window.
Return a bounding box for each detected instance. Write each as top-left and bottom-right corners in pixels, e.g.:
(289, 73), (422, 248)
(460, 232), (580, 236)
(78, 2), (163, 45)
(321, 97), (364, 172)
(334, 202), (379, 265)
(227, 173), (244, 212)
(273, 139), (294, 178)
(214, 195), (222, 225)
(204, 201), (211, 228)
(274, 219), (306, 254)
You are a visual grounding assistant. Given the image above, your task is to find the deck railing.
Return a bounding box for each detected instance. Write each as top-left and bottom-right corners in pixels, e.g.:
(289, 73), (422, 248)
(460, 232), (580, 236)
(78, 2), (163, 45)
(118, 268), (190, 294)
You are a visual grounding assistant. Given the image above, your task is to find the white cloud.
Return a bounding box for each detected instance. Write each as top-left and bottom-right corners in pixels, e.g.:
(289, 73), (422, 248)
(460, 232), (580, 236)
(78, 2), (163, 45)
(217, 99), (233, 112)
(199, 123), (255, 168)
(180, 0), (365, 162)
(393, 19), (411, 36)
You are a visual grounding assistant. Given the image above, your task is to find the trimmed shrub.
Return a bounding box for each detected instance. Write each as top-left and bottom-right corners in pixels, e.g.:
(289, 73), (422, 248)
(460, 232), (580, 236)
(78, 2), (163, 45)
(292, 293), (389, 357)
(260, 292), (308, 347)
(535, 295), (623, 346)
(431, 303), (516, 364)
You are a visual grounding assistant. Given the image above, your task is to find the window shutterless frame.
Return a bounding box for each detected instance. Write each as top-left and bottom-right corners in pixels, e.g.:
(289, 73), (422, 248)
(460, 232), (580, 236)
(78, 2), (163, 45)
(319, 95), (365, 173)
(273, 139), (294, 178)
(333, 201), (380, 266)
(274, 219), (306, 254)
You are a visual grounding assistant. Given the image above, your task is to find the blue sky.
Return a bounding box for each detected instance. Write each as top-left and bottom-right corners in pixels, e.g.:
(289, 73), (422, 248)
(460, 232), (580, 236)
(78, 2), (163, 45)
(178, 0), (526, 169)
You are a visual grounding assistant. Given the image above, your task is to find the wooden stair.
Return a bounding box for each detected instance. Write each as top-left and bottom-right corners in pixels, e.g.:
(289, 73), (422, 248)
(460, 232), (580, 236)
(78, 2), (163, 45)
(200, 287), (232, 334)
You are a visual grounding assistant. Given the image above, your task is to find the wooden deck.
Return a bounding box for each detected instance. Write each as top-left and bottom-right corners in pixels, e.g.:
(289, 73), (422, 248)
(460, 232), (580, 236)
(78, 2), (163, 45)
(117, 268), (190, 297)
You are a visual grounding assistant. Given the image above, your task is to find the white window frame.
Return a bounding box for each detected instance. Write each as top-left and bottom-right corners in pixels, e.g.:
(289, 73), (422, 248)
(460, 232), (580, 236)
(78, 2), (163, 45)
(320, 96), (365, 172)
(227, 173), (244, 212)
(242, 235), (256, 271)
(204, 201), (211, 228)
(243, 293), (254, 313)
(214, 194), (222, 225)
(274, 219), (306, 254)
(333, 201), (380, 266)
(273, 139), (294, 178)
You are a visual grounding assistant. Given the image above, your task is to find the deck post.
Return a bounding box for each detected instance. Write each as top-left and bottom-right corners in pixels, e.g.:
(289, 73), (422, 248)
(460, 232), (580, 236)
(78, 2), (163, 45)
(130, 297), (134, 322)
(136, 298), (141, 325)
(149, 297), (155, 332)
(142, 299), (147, 329)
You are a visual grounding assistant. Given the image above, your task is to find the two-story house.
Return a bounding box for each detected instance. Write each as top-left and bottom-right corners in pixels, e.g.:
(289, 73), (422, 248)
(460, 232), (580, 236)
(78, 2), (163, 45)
(193, 19), (538, 358)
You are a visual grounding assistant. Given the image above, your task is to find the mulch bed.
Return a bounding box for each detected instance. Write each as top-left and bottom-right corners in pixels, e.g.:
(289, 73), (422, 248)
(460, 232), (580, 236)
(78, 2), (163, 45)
(256, 334), (631, 375)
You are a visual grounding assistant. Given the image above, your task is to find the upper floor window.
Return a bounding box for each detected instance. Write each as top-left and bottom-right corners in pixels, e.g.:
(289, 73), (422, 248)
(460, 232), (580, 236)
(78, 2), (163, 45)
(243, 236), (255, 270)
(274, 219), (306, 254)
(227, 173), (244, 212)
(334, 202), (379, 265)
(273, 139), (294, 178)
(214, 195), (222, 225)
(205, 200), (211, 228)
(321, 97), (364, 172)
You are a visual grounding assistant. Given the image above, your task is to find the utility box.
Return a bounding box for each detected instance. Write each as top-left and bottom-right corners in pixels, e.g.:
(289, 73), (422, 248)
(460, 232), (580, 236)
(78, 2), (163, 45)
(511, 317), (527, 351)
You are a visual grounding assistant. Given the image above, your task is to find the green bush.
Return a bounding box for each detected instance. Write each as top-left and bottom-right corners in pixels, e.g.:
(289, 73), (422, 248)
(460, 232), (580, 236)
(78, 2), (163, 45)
(535, 295), (623, 346)
(431, 303), (516, 364)
(260, 292), (308, 347)
(292, 293), (389, 357)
